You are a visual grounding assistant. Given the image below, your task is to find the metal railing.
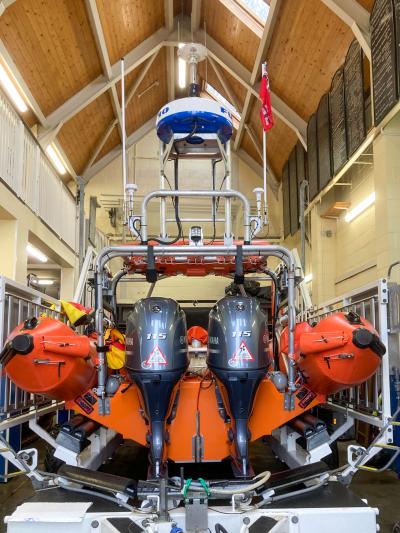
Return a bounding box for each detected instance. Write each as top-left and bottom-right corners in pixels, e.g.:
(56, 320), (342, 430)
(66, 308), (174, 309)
(305, 279), (393, 429)
(0, 276), (64, 418)
(0, 89), (76, 250)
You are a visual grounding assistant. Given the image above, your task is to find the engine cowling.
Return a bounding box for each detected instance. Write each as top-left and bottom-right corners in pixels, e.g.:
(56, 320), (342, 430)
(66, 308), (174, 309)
(207, 296), (270, 477)
(125, 297), (189, 477)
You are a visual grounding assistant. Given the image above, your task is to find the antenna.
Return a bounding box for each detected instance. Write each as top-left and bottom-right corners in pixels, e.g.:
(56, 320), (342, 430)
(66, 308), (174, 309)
(121, 57), (127, 208)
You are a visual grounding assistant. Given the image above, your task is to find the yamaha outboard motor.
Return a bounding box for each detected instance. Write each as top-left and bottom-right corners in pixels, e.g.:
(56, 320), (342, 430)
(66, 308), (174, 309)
(207, 296), (270, 477)
(126, 297), (188, 477)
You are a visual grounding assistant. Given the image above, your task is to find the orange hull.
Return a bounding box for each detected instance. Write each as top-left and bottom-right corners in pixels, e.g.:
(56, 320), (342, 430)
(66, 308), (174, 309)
(66, 378), (324, 462)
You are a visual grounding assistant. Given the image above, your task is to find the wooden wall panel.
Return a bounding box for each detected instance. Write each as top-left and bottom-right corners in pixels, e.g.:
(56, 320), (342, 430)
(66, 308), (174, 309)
(57, 92), (114, 174)
(96, 0), (164, 65)
(202, 0), (260, 71)
(124, 48), (168, 135)
(267, 0), (354, 120)
(0, 0), (102, 116)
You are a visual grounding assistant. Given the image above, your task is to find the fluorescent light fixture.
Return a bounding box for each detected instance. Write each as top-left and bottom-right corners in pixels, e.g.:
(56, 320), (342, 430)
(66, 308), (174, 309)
(37, 279), (54, 286)
(344, 192), (375, 223)
(178, 57), (186, 89)
(26, 243), (48, 263)
(0, 64), (28, 113)
(304, 273), (313, 284)
(46, 144), (67, 175)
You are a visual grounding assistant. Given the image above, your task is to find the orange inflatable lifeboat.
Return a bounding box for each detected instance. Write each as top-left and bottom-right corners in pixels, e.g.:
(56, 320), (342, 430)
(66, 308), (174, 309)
(280, 311), (385, 395)
(1, 316), (97, 400)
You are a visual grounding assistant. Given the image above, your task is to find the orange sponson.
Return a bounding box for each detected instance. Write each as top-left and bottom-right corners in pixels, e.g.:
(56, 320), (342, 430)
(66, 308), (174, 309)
(66, 377), (325, 462)
(5, 317), (97, 401)
(281, 313), (383, 395)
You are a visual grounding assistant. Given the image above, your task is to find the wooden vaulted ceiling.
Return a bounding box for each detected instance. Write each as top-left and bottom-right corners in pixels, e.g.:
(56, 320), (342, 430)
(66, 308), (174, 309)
(0, 0), (374, 183)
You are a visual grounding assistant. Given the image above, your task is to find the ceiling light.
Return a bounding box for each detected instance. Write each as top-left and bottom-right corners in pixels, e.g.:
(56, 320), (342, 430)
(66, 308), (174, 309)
(26, 243), (48, 263)
(304, 273), (313, 283)
(46, 144), (67, 175)
(178, 57), (186, 89)
(0, 64), (28, 113)
(37, 279), (54, 286)
(344, 192), (375, 223)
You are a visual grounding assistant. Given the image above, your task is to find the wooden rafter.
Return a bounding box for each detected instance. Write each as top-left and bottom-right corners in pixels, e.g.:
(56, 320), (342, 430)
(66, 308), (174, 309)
(320, 0), (371, 59)
(84, 116), (157, 182)
(40, 25), (171, 135)
(191, 0), (202, 36)
(85, 0), (123, 140)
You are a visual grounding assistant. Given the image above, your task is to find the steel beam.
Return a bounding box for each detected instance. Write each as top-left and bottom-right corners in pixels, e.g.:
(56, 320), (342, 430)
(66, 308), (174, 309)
(320, 0), (371, 59)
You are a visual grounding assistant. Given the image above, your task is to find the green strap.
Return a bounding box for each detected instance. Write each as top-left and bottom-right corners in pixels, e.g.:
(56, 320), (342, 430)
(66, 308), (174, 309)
(183, 478), (192, 498)
(197, 477), (210, 496)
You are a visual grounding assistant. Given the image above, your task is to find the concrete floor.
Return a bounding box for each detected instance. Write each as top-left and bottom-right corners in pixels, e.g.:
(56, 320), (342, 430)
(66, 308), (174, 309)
(0, 438), (398, 532)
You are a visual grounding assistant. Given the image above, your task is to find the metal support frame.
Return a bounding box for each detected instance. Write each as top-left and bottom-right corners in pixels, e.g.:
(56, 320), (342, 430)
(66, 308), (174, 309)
(94, 244), (297, 414)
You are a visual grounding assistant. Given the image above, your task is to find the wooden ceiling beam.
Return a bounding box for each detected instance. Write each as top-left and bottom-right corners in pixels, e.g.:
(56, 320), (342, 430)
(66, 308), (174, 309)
(167, 46), (176, 101)
(82, 119), (118, 177)
(234, 91), (252, 150)
(208, 55), (241, 112)
(43, 25), (170, 131)
(0, 39), (48, 127)
(85, 0), (124, 139)
(196, 28), (307, 149)
(320, 0), (371, 60)
(191, 0), (202, 36)
(83, 115), (157, 182)
(250, 0), (279, 85)
(218, 0), (263, 38)
(0, 0), (16, 16)
(164, 0), (174, 32)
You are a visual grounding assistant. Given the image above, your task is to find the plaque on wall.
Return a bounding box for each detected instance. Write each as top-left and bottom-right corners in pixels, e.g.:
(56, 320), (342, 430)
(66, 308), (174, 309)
(344, 40), (366, 155)
(394, 0), (400, 97)
(317, 93), (332, 190)
(296, 141), (306, 217)
(296, 141), (306, 185)
(371, 0), (398, 125)
(282, 162), (291, 239)
(289, 148), (298, 235)
(307, 113), (319, 200)
(329, 67), (348, 174)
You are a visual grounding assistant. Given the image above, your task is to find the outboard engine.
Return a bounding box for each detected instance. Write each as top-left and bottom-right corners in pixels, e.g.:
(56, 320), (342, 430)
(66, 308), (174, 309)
(125, 298), (189, 477)
(207, 296), (270, 477)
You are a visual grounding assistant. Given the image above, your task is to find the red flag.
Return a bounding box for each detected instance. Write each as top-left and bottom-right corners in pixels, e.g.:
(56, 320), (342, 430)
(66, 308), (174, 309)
(259, 64), (274, 132)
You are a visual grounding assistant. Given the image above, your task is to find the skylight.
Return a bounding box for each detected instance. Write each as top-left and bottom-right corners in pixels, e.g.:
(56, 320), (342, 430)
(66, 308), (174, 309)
(238, 0), (269, 23)
(205, 83), (241, 121)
